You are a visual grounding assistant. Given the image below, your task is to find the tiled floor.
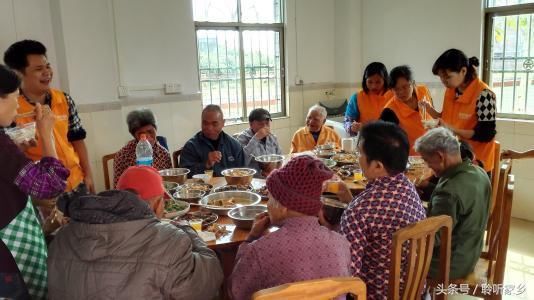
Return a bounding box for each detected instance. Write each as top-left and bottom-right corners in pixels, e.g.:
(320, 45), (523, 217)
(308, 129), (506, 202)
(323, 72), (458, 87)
(449, 218), (534, 299)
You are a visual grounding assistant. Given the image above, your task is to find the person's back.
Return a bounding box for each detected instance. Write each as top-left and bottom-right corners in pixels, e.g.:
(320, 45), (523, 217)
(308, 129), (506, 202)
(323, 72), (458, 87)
(48, 190), (223, 300)
(230, 216), (351, 300)
(428, 160), (490, 279)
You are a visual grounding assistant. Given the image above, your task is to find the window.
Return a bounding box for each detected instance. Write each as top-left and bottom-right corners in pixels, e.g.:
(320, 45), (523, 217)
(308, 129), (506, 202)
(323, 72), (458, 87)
(484, 0), (534, 117)
(193, 0), (285, 122)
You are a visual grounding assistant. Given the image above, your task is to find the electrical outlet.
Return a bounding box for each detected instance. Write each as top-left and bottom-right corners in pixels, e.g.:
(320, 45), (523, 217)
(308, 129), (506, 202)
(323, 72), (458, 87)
(118, 86), (129, 97)
(164, 83), (181, 94)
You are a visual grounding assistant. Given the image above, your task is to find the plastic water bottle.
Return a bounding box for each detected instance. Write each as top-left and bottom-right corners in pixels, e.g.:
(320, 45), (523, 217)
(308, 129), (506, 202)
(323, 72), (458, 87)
(136, 134), (153, 166)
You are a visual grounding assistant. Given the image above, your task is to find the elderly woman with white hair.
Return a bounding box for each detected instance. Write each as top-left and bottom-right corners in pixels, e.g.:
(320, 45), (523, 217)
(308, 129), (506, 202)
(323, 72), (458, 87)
(414, 127), (490, 280)
(113, 108), (172, 187)
(290, 105), (341, 153)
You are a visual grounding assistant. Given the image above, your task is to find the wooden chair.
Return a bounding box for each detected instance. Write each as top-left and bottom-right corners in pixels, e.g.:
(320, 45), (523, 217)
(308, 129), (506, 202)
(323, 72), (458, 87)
(485, 141), (501, 247)
(102, 153), (116, 190)
(449, 160), (514, 300)
(172, 148), (182, 168)
(252, 277), (366, 300)
(389, 215), (453, 300)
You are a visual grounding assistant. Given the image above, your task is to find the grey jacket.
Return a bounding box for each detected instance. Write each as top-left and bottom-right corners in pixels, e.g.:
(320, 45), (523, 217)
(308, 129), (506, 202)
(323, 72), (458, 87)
(236, 128), (282, 173)
(48, 190), (223, 300)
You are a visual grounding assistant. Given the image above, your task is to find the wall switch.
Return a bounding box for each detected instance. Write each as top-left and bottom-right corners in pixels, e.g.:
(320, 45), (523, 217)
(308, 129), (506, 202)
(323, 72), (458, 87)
(118, 86), (129, 97)
(164, 83), (181, 94)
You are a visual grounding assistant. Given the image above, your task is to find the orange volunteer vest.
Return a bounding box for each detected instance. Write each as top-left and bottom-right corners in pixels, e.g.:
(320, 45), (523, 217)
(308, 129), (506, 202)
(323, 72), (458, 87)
(384, 85), (432, 155)
(441, 79), (496, 172)
(17, 89), (84, 191)
(357, 90), (393, 124)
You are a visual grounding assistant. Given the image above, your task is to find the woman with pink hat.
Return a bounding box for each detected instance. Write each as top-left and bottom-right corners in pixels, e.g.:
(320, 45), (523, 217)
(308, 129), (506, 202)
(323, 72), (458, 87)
(229, 155), (351, 300)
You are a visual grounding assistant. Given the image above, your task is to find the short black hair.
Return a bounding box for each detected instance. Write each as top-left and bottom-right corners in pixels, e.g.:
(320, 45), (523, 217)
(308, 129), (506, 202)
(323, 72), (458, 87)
(359, 121), (409, 175)
(0, 65), (21, 98)
(248, 108), (271, 123)
(202, 104), (224, 118)
(432, 48), (479, 84)
(389, 65), (414, 89)
(362, 62), (388, 94)
(4, 40), (47, 72)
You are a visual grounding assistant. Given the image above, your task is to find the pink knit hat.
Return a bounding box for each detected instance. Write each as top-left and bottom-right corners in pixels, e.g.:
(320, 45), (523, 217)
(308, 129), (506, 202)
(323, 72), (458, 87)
(266, 155), (333, 215)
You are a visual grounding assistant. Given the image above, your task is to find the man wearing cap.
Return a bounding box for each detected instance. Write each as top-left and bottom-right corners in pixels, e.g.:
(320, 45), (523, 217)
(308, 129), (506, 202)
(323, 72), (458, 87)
(236, 108), (282, 176)
(47, 166), (223, 299)
(229, 156), (351, 300)
(180, 104), (246, 176)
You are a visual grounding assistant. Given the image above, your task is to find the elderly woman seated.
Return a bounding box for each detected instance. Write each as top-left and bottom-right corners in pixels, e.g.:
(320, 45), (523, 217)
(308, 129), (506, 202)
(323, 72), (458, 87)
(290, 105), (341, 153)
(229, 155), (351, 300)
(113, 108), (172, 187)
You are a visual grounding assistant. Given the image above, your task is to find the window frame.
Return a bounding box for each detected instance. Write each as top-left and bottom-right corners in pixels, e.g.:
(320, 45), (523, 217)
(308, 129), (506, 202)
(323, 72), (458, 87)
(194, 1), (286, 122)
(484, 2), (534, 119)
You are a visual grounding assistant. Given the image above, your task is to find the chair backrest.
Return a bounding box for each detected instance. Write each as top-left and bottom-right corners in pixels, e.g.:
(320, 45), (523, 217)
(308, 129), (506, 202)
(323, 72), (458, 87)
(252, 277), (366, 300)
(483, 159), (513, 284)
(389, 215), (452, 300)
(172, 148), (182, 168)
(489, 141), (501, 214)
(102, 153), (116, 190)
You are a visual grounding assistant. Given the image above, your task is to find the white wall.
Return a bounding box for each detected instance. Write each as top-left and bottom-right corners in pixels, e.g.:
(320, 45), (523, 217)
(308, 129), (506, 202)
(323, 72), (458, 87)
(334, 0), (362, 84)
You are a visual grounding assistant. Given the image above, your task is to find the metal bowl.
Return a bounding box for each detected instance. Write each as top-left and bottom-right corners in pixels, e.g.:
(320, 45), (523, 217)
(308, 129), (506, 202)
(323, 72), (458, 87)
(163, 181), (180, 195)
(179, 182), (213, 193)
(228, 205), (268, 229)
(173, 189), (206, 203)
(255, 154), (284, 171)
(315, 149), (336, 158)
(316, 143), (334, 151)
(163, 199), (191, 219)
(319, 158), (337, 169)
(221, 168), (257, 186)
(159, 168), (190, 184)
(331, 153), (358, 166)
(199, 191), (261, 215)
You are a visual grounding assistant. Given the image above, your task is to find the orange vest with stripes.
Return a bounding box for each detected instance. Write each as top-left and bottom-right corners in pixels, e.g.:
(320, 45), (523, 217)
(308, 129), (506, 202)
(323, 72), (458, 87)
(357, 90), (393, 124)
(441, 79), (496, 172)
(384, 85), (432, 155)
(17, 89), (84, 191)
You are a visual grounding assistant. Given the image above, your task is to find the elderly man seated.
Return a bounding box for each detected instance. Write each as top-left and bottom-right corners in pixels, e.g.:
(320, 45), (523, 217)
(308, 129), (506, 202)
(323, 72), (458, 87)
(236, 108), (282, 176)
(113, 108), (172, 187)
(180, 104), (245, 176)
(414, 127), (490, 280)
(229, 156), (351, 300)
(290, 105), (341, 153)
(322, 121), (426, 299)
(48, 166), (223, 299)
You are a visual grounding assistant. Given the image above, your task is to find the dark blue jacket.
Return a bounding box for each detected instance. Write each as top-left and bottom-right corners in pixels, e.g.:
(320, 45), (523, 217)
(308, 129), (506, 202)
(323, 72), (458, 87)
(179, 131), (245, 176)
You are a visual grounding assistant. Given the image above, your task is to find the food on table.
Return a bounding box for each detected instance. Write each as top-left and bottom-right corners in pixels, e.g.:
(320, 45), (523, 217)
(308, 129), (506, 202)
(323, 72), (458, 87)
(331, 153), (358, 164)
(226, 169), (253, 177)
(206, 197), (252, 208)
(212, 185), (252, 193)
(206, 224), (230, 239)
(179, 182), (212, 193)
(164, 200), (188, 213)
(176, 211), (218, 228)
(253, 185), (268, 197)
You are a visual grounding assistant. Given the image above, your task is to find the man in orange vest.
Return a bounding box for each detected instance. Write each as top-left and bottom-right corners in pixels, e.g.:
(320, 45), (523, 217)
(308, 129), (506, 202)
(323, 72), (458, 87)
(4, 40), (94, 193)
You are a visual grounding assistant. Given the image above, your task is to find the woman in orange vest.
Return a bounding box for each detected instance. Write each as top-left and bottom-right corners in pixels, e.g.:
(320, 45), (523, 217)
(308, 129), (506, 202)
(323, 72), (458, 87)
(422, 49), (497, 172)
(344, 62), (393, 136)
(380, 65), (434, 155)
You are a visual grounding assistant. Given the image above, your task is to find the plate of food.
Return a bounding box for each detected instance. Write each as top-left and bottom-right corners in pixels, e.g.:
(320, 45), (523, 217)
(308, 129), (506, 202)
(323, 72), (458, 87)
(179, 182), (213, 193)
(199, 191), (262, 215)
(212, 184), (253, 193)
(252, 185), (268, 199)
(175, 211), (219, 229)
(331, 153), (358, 166)
(163, 199), (190, 219)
